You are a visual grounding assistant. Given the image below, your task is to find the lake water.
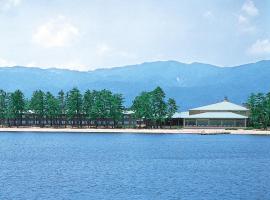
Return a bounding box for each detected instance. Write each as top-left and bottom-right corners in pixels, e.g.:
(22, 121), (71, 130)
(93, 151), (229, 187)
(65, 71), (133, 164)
(0, 132), (269, 200)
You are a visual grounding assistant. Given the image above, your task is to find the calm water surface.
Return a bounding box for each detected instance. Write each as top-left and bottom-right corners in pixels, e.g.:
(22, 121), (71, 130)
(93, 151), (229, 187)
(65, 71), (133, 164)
(0, 132), (269, 200)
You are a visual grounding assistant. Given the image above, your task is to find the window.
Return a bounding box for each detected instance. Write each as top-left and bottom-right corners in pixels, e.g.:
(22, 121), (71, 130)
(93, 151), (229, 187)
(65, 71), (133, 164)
(209, 119), (222, 127)
(222, 120), (235, 127)
(197, 119), (208, 126)
(185, 119), (196, 126)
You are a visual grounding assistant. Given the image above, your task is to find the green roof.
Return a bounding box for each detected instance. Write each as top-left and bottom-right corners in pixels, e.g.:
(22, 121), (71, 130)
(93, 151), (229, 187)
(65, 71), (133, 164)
(184, 112), (247, 119)
(172, 112), (189, 118)
(173, 111), (248, 119)
(190, 100), (248, 111)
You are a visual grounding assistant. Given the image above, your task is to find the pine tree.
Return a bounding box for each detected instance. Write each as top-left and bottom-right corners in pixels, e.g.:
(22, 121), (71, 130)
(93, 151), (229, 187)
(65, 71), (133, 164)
(0, 90), (8, 126)
(109, 93), (124, 128)
(30, 90), (45, 127)
(83, 90), (94, 119)
(151, 87), (167, 127)
(247, 92), (270, 129)
(132, 86), (177, 128)
(66, 88), (82, 127)
(45, 92), (60, 126)
(57, 90), (66, 127)
(167, 98), (178, 128)
(9, 90), (25, 126)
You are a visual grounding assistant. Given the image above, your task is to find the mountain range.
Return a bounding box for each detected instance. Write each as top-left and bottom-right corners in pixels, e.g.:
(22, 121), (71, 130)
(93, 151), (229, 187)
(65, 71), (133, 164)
(0, 60), (269, 110)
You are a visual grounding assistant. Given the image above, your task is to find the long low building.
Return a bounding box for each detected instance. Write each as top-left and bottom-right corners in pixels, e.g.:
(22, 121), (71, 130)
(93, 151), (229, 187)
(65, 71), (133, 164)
(172, 98), (249, 128)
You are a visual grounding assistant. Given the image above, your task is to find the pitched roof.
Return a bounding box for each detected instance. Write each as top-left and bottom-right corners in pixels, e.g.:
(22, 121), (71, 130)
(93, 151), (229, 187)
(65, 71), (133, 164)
(190, 100), (248, 111)
(183, 112), (248, 119)
(172, 112), (189, 118)
(123, 110), (135, 115)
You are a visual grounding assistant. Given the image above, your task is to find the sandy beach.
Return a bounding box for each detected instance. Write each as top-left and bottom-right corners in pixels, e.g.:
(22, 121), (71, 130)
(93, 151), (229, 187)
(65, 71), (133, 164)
(0, 127), (269, 135)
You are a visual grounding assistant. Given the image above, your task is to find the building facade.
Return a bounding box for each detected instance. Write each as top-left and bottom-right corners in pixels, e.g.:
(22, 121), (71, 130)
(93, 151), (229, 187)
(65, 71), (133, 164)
(173, 98), (249, 128)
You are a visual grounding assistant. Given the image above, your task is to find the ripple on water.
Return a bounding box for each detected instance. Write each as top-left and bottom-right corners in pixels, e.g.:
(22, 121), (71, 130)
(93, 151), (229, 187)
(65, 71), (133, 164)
(0, 132), (269, 200)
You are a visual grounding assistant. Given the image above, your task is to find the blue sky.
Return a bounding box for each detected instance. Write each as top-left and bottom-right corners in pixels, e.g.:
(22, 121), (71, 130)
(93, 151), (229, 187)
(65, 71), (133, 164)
(0, 0), (269, 70)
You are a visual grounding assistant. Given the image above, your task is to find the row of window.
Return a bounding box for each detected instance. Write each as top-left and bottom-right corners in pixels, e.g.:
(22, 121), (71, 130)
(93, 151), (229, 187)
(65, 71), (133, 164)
(185, 119), (246, 127)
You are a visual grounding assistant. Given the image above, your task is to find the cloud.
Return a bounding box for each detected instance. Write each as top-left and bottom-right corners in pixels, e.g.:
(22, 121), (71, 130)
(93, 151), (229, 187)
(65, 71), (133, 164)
(203, 11), (214, 20)
(95, 43), (134, 59)
(20, 60), (89, 71)
(0, 57), (16, 67)
(241, 0), (259, 16)
(0, 0), (21, 11)
(248, 39), (270, 55)
(56, 61), (90, 71)
(237, 1), (259, 34)
(32, 15), (79, 48)
(96, 43), (112, 57)
(237, 14), (256, 33)
(25, 61), (37, 67)
(238, 15), (248, 25)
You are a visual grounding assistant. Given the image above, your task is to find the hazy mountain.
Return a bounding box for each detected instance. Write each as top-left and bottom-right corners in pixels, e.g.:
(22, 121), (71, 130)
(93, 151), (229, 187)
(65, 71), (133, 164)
(0, 60), (269, 110)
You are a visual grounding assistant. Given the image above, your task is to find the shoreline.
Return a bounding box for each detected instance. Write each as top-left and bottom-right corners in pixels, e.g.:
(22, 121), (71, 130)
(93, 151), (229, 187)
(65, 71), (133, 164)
(0, 127), (269, 135)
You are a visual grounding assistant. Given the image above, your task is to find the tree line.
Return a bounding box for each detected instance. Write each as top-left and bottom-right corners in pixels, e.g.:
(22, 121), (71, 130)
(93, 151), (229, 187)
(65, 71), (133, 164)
(247, 92), (270, 129)
(0, 88), (124, 127)
(0, 86), (178, 128)
(132, 87), (177, 128)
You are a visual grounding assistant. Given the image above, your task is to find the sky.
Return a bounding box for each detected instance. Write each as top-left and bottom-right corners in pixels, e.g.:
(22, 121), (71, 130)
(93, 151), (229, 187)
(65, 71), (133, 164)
(0, 0), (269, 71)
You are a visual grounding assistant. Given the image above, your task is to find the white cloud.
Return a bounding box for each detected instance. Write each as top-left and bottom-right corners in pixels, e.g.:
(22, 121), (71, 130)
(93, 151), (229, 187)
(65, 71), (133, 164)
(238, 15), (248, 25)
(242, 0), (259, 16)
(32, 15), (79, 48)
(237, 15), (256, 34)
(0, 57), (16, 67)
(95, 43), (134, 59)
(25, 61), (37, 67)
(248, 39), (270, 55)
(237, 1), (259, 34)
(0, 0), (21, 11)
(23, 60), (90, 71)
(96, 43), (112, 57)
(203, 11), (214, 20)
(58, 62), (89, 71)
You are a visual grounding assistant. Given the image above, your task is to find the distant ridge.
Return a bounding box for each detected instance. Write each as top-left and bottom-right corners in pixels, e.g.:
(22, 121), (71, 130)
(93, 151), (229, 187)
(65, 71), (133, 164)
(0, 60), (269, 110)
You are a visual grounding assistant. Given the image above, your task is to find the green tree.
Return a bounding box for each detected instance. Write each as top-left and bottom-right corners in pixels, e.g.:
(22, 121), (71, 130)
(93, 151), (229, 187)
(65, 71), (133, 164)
(109, 93), (124, 127)
(57, 90), (66, 127)
(83, 90), (94, 127)
(151, 87), (167, 127)
(30, 90), (45, 127)
(266, 92), (270, 127)
(45, 92), (60, 126)
(83, 90), (94, 119)
(247, 92), (270, 129)
(9, 90), (25, 126)
(247, 93), (257, 127)
(66, 87), (82, 127)
(0, 90), (8, 125)
(131, 91), (152, 128)
(132, 86), (178, 128)
(167, 98), (178, 128)
(96, 90), (112, 127)
(90, 90), (100, 127)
